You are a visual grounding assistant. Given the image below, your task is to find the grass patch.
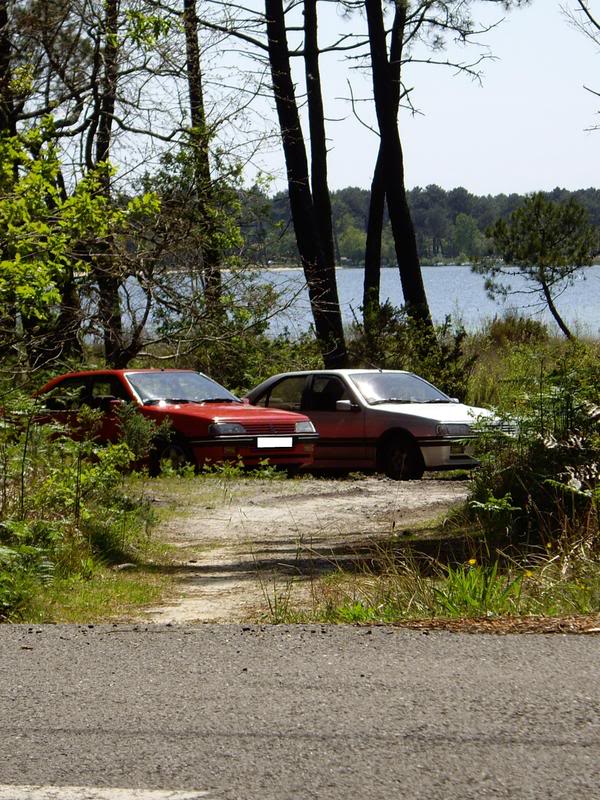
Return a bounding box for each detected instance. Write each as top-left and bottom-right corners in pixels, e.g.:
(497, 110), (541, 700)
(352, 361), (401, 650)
(256, 520), (600, 626)
(22, 567), (171, 624)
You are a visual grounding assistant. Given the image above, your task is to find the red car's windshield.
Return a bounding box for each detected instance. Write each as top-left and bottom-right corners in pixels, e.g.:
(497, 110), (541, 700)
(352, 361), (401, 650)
(125, 371), (239, 404)
(349, 372), (451, 405)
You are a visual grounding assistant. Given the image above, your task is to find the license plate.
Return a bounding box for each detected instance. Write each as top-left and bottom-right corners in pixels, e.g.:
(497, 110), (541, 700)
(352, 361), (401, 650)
(256, 436), (293, 449)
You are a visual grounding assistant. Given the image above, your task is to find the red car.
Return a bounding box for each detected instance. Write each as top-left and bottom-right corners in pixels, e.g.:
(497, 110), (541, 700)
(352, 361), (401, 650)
(35, 369), (318, 473)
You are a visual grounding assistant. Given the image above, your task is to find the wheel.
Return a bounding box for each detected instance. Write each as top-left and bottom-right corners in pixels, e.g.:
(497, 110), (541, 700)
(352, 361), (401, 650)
(149, 438), (193, 476)
(382, 436), (424, 480)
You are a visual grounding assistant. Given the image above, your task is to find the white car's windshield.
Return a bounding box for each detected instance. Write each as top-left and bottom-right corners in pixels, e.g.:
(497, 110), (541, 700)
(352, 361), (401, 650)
(350, 372), (451, 405)
(126, 371), (239, 405)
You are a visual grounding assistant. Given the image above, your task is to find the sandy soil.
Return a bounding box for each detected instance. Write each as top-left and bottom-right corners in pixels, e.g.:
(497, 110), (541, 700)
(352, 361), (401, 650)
(142, 475), (470, 624)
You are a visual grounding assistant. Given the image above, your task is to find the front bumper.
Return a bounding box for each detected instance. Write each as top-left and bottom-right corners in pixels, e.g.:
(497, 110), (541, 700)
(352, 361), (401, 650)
(417, 436), (480, 471)
(189, 434), (318, 468)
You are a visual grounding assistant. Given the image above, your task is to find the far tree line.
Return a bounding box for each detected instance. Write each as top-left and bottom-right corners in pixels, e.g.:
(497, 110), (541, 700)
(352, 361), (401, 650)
(240, 185), (600, 267)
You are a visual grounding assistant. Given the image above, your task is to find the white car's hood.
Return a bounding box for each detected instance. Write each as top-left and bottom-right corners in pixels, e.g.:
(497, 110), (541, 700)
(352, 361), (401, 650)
(368, 401), (493, 425)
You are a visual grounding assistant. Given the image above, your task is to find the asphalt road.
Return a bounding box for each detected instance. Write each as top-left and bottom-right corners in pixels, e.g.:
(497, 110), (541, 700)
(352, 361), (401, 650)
(1, 624), (599, 800)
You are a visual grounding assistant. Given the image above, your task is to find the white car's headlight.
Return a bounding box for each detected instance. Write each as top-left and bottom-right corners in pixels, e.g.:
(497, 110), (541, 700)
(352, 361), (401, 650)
(294, 420), (316, 434)
(208, 422), (247, 435)
(436, 423), (472, 437)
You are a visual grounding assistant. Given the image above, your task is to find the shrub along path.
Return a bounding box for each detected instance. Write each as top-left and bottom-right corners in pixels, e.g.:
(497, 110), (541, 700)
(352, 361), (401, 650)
(142, 475), (469, 624)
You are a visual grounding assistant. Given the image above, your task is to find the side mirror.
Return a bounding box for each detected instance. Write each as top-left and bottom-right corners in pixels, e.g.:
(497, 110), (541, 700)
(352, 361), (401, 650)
(241, 397), (251, 405)
(335, 399), (356, 412)
(450, 397), (460, 404)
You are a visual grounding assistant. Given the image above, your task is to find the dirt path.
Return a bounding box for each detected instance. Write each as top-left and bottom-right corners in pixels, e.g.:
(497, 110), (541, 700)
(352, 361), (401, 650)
(143, 475), (470, 624)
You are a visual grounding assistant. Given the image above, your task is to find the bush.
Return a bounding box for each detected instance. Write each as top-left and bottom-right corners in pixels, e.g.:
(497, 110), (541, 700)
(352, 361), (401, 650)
(470, 341), (599, 556)
(0, 391), (153, 621)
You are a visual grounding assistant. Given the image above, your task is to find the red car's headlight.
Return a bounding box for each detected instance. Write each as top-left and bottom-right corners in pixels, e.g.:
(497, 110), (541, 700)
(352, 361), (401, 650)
(294, 420), (316, 434)
(208, 422), (247, 435)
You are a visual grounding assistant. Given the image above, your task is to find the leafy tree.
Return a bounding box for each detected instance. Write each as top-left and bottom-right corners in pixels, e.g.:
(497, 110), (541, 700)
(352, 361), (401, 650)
(338, 225), (366, 264)
(451, 213), (484, 260)
(478, 193), (599, 339)
(0, 124), (160, 366)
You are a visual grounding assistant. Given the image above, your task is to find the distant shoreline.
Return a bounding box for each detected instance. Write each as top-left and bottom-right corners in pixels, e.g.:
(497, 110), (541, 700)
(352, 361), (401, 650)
(252, 263), (477, 271)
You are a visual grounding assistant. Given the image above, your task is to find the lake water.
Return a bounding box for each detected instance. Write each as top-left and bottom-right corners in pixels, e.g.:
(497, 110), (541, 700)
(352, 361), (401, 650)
(262, 265), (600, 337)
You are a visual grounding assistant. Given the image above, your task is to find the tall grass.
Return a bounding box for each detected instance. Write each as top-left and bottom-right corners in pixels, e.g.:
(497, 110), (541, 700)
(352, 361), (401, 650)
(0, 393), (155, 621)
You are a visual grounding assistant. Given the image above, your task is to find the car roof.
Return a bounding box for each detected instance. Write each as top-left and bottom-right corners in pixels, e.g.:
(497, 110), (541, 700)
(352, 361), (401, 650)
(50, 368), (198, 379)
(265, 369), (412, 378)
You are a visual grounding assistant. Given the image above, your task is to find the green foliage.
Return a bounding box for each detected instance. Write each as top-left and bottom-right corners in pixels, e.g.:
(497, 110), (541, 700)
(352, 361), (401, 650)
(0, 124), (160, 322)
(464, 319), (548, 409)
(485, 193), (597, 276)
(432, 561), (524, 617)
(470, 341), (600, 550)
(115, 402), (172, 461)
(476, 193), (598, 337)
(452, 212), (485, 260)
(0, 391), (153, 621)
(249, 185), (600, 265)
(479, 313), (548, 350)
(337, 224), (366, 264)
(199, 458), (287, 481)
(154, 273), (323, 394)
(125, 10), (171, 46)
(286, 549), (600, 625)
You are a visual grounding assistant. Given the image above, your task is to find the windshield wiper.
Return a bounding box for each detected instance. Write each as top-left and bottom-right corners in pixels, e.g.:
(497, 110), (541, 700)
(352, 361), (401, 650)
(195, 398), (239, 404)
(143, 398), (190, 405)
(420, 399), (452, 404)
(369, 397), (411, 405)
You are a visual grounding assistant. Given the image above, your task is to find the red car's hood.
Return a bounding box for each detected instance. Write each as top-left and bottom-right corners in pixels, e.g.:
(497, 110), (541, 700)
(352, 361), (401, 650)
(142, 401), (307, 425)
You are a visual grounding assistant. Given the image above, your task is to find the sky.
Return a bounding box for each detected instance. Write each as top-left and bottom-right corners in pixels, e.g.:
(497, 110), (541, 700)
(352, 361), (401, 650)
(254, 1), (600, 197)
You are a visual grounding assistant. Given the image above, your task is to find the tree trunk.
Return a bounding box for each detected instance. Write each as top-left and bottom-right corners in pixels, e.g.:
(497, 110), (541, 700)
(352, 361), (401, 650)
(365, 0), (432, 329)
(0, 0), (15, 137)
(265, 0), (346, 367)
(0, 0), (17, 345)
(540, 278), (573, 339)
(304, 0), (335, 270)
(363, 143), (385, 338)
(183, 0), (222, 313)
(92, 0), (123, 366)
(363, 2), (405, 336)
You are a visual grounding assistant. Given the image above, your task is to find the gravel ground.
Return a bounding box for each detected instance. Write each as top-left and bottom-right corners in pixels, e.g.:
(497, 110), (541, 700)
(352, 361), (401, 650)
(143, 476), (470, 624)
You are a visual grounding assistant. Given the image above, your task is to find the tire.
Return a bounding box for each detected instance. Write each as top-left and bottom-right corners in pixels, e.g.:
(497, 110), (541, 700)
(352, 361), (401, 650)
(149, 438), (193, 476)
(381, 436), (425, 480)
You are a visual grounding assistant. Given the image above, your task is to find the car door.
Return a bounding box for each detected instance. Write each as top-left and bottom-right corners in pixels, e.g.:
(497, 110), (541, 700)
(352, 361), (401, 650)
(303, 375), (366, 468)
(88, 375), (132, 442)
(252, 375), (309, 414)
(36, 376), (90, 436)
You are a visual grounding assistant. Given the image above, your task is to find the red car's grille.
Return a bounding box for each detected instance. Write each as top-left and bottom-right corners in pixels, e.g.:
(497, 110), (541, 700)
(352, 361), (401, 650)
(243, 422), (296, 435)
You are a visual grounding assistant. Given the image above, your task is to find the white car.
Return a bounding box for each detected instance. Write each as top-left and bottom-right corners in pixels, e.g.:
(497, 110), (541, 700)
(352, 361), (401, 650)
(246, 369), (493, 479)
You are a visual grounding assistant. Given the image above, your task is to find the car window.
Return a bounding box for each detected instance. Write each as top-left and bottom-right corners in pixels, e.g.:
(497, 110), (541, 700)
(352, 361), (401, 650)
(308, 376), (349, 412)
(89, 377), (130, 408)
(261, 376), (306, 412)
(125, 371), (238, 404)
(350, 372), (450, 404)
(41, 377), (88, 411)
